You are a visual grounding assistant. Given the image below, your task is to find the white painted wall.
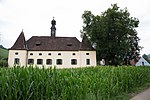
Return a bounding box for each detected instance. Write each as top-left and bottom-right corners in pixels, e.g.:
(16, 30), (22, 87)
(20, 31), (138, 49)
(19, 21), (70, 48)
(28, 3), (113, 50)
(79, 51), (97, 67)
(27, 51), (80, 68)
(135, 57), (150, 66)
(8, 50), (27, 67)
(8, 50), (96, 68)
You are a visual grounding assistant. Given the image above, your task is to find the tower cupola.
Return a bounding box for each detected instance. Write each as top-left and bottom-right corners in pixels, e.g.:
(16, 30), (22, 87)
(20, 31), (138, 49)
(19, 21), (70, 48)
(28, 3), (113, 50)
(51, 17), (56, 37)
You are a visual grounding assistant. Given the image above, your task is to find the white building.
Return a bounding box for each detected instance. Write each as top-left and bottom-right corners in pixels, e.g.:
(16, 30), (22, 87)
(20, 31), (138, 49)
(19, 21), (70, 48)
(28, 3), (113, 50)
(135, 57), (150, 66)
(8, 19), (96, 68)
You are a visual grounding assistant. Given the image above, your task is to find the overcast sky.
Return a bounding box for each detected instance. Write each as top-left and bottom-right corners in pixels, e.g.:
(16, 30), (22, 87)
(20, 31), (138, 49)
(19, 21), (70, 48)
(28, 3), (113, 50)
(0, 0), (150, 55)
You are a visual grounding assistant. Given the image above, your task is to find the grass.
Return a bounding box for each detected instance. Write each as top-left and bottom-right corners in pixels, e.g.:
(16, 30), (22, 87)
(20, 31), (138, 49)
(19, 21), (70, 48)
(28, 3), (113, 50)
(0, 66), (150, 100)
(0, 48), (8, 59)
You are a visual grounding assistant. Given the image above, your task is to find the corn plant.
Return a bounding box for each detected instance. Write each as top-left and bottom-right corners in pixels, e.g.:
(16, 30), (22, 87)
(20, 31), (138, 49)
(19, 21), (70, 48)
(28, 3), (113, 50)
(0, 66), (150, 100)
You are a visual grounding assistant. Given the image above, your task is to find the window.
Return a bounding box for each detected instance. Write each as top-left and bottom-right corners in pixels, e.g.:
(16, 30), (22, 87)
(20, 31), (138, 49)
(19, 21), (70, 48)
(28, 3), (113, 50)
(86, 53), (89, 55)
(14, 58), (20, 64)
(71, 59), (77, 65)
(37, 59), (43, 65)
(46, 59), (52, 65)
(15, 52), (18, 55)
(48, 53), (51, 55)
(58, 53), (61, 55)
(30, 53), (33, 55)
(56, 59), (62, 65)
(39, 53), (42, 55)
(28, 59), (34, 64)
(72, 53), (76, 55)
(142, 62), (144, 66)
(36, 41), (41, 46)
(86, 59), (90, 65)
(67, 43), (72, 46)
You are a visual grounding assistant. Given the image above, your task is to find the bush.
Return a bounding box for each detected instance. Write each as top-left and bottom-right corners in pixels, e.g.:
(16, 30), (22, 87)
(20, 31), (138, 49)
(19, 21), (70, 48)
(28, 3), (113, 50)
(0, 60), (8, 67)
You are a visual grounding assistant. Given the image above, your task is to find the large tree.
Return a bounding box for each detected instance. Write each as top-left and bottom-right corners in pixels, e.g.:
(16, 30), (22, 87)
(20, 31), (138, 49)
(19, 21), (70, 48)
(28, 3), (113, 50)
(81, 4), (142, 65)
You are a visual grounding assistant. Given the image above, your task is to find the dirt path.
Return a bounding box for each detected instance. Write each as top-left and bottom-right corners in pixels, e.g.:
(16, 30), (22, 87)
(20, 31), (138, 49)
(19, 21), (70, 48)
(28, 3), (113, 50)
(130, 88), (150, 100)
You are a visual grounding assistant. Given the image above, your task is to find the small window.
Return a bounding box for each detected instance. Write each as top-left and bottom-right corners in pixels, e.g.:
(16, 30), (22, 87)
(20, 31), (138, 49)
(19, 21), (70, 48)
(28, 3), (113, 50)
(48, 53), (51, 55)
(37, 59), (43, 65)
(30, 53), (33, 55)
(46, 59), (52, 65)
(67, 43), (72, 46)
(142, 62), (144, 66)
(86, 59), (90, 65)
(56, 59), (62, 65)
(28, 59), (34, 64)
(14, 58), (20, 64)
(86, 53), (89, 55)
(71, 59), (77, 65)
(72, 53), (76, 55)
(36, 41), (41, 46)
(39, 53), (42, 55)
(15, 52), (18, 55)
(58, 53), (61, 55)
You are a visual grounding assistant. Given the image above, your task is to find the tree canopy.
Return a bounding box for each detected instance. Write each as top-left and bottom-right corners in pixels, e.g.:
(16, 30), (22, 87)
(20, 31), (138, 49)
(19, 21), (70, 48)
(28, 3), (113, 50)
(81, 4), (142, 65)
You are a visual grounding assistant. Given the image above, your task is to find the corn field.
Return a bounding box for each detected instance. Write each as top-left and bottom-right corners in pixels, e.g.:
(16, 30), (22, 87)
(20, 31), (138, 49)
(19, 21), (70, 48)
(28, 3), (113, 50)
(0, 66), (150, 100)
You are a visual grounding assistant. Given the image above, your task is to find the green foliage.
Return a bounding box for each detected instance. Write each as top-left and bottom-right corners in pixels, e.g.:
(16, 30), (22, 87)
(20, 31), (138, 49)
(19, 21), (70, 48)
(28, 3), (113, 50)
(0, 46), (8, 67)
(0, 60), (8, 67)
(81, 4), (142, 65)
(0, 66), (150, 100)
(0, 47), (8, 60)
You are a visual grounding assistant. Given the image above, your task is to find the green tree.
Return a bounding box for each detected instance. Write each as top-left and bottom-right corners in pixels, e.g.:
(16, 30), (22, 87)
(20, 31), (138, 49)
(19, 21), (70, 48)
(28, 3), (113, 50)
(81, 4), (142, 65)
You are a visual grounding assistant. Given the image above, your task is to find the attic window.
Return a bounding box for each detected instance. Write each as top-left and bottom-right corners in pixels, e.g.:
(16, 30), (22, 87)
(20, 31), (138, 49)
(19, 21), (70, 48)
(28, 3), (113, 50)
(67, 43), (72, 46)
(36, 41), (41, 46)
(48, 53), (51, 55)
(58, 53), (61, 55)
(86, 53), (89, 55)
(30, 53), (33, 55)
(72, 53), (76, 55)
(39, 53), (42, 55)
(15, 52), (18, 55)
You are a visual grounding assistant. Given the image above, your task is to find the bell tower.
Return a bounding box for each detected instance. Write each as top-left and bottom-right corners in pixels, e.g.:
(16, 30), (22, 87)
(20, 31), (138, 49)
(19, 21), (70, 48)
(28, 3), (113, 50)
(50, 17), (56, 37)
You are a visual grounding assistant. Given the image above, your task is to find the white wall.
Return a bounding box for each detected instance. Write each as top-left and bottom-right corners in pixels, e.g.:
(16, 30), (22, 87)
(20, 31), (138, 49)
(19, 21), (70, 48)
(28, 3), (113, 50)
(27, 50), (96, 68)
(27, 51), (79, 68)
(79, 51), (97, 67)
(8, 50), (96, 68)
(8, 50), (27, 67)
(135, 57), (150, 66)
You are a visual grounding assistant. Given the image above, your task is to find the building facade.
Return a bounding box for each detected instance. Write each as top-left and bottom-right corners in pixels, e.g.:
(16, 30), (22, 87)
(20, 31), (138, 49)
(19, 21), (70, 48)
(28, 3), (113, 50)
(8, 19), (96, 68)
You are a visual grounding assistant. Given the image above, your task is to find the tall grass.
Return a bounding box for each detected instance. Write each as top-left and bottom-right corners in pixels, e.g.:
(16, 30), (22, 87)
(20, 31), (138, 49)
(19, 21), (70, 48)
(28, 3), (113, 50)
(0, 66), (150, 100)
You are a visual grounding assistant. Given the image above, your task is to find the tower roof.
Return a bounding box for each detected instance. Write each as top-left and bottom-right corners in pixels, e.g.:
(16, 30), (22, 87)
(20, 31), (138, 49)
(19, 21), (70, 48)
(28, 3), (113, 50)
(79, 35), (95, 51)
(9, 30), (27, 50)
(51, 18), (56, 37)
(51, 17), (56, 26)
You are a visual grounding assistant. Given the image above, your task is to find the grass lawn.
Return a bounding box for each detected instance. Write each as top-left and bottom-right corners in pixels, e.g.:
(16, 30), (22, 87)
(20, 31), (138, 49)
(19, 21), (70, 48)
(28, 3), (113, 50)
(0, 48), (8, 59)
